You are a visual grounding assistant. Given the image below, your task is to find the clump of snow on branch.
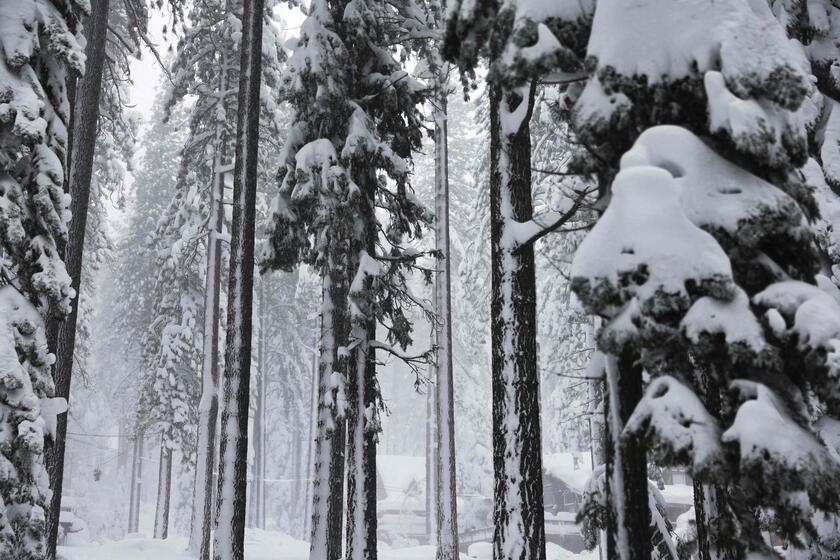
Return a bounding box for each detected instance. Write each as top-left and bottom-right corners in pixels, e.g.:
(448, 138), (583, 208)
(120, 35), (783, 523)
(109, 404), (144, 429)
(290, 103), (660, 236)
(723, 380), (840, 521)
(0, 285), (59, 558)
(0, 0), (87, 316)
(624, 375), (724, 478)
(571, 131), (736, 324)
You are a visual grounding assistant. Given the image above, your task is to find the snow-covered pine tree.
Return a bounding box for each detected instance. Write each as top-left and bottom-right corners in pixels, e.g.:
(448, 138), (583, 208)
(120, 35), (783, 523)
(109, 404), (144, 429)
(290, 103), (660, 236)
(262, 1), (432, 558)
(138, 202), (203, 539)
(213, 0), (267, 554)
(73, 0), (145, 382)
(110, 95), (191, 539)
(513, 0), (840, 557)
(43, 1), (141, 554)
(166, 0), (284, 552)
(0, 1), (86, 557)
(261, 7), (351, 552)
(416, 1), (460, 557)
(166, 3), (237, 550)
(412, 78), (494, 538)
(443, 3), (593, 558)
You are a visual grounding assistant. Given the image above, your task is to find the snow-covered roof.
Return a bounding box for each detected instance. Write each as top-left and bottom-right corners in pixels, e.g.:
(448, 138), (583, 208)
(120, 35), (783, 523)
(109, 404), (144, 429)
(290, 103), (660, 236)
(661, 484), (694, 506)
(542, 453), (592, 493)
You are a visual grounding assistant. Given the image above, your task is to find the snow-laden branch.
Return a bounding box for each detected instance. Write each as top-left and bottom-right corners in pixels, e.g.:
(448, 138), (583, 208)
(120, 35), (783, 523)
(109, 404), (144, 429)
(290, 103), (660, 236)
(369, 340), (433, 365)
(507, 187), (594, 251)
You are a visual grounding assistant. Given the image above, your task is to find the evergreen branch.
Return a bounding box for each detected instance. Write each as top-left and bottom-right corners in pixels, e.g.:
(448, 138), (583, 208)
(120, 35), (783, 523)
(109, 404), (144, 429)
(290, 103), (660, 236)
(512, 186), (595, 251)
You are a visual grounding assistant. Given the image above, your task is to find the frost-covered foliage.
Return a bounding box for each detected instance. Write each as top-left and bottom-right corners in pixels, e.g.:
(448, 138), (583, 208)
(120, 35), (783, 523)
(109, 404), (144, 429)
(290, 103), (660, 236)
(443, 0), (592, 94)
(0, 0), (87, 317)
(0, 286), (58, 559)
(166, 0), (285, 199)
(136, 210), (202, 456)
(546, 0), (840, 555)
(625, 376), (724, 478)
(261, 0), (432, 556)
(73, 1), (146, 383)
(110, 97), (196, 458)
(0, 1), (86, 556)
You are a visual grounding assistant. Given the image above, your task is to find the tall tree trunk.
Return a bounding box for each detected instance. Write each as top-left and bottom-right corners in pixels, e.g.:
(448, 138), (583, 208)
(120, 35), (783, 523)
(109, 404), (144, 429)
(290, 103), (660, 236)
(344, 312), (378, 560)
(304, 338), (317, 540)
(602, 390), (617, 559)
(425, 368), (436, 544)
(258, 282), (267, 530)
(309, 270), (348, 560)
(154, 440), (173, 539)
(292, 423), (303, 536)
(128, 431), (145, 533)
(488, 79), (547, 560)
(189, 52), (230, 560)
(433, 85), (459, 560)
(127, 434), (139, 534)
(249, 282), (265, 530)
(213, 0), (263, 556)
(604, 354), (650, 560)
(345, 173), (379, 560)
(45, 1), (110, 556)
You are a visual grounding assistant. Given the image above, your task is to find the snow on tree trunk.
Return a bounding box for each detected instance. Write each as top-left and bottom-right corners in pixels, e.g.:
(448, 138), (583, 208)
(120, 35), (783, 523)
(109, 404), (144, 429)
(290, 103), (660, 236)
(488, 80), (547, 560)
(128, 431), (144, 534)
(249, 281), (266, 530)
(189, 54), (230, 560)
(303, 340), (318, 541)
(0, 287), (66, 559)
(154, 441), (173, 539)
(44, 1), (110, 556)
(346, 189), (379, 560)
(433, 86), (459, 560)
(213, 0), (263, 556)
(425, 369), (437, 543)
(309, 270), (348, 560)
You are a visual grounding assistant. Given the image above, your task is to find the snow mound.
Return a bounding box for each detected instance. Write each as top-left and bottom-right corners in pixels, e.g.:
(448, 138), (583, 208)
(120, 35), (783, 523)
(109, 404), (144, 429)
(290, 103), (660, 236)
(571, 134), (735, 320)
(586, 0), (808, 95)
(681, 289), (765, 351)
(723, 381), (840, 510)
(625, 375), (724, 477)
(620, 126), (807, 245)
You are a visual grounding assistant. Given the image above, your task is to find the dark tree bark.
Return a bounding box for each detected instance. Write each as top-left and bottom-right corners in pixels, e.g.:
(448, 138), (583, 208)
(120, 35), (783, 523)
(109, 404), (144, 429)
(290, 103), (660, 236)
(303, 338), (317, 541)
(212, 0), (263, 556)
(190, 52), (229, 560)
(154, 441), (172, 539)
(344, 326), (379, 560)
(694, 481), (710, 560)
(615, 352), (651, 559)
(602, 387), (617, 558)
(45, 2), (111, 556)
(488, 78), (547, 560)
(692, 373), (741, 560)
(433, 80), (459, 560)
(345, 174), (379, 559)
(308, 269), (348, 560)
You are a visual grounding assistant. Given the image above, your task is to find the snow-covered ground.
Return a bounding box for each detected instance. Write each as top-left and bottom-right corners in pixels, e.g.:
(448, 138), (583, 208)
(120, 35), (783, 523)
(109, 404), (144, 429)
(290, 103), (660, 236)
(57, 529), (599, 560)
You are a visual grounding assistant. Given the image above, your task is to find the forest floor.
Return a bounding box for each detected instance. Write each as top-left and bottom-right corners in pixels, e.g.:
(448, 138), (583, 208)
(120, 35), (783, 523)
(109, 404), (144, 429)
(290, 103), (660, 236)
(56, 528), (598, 559)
